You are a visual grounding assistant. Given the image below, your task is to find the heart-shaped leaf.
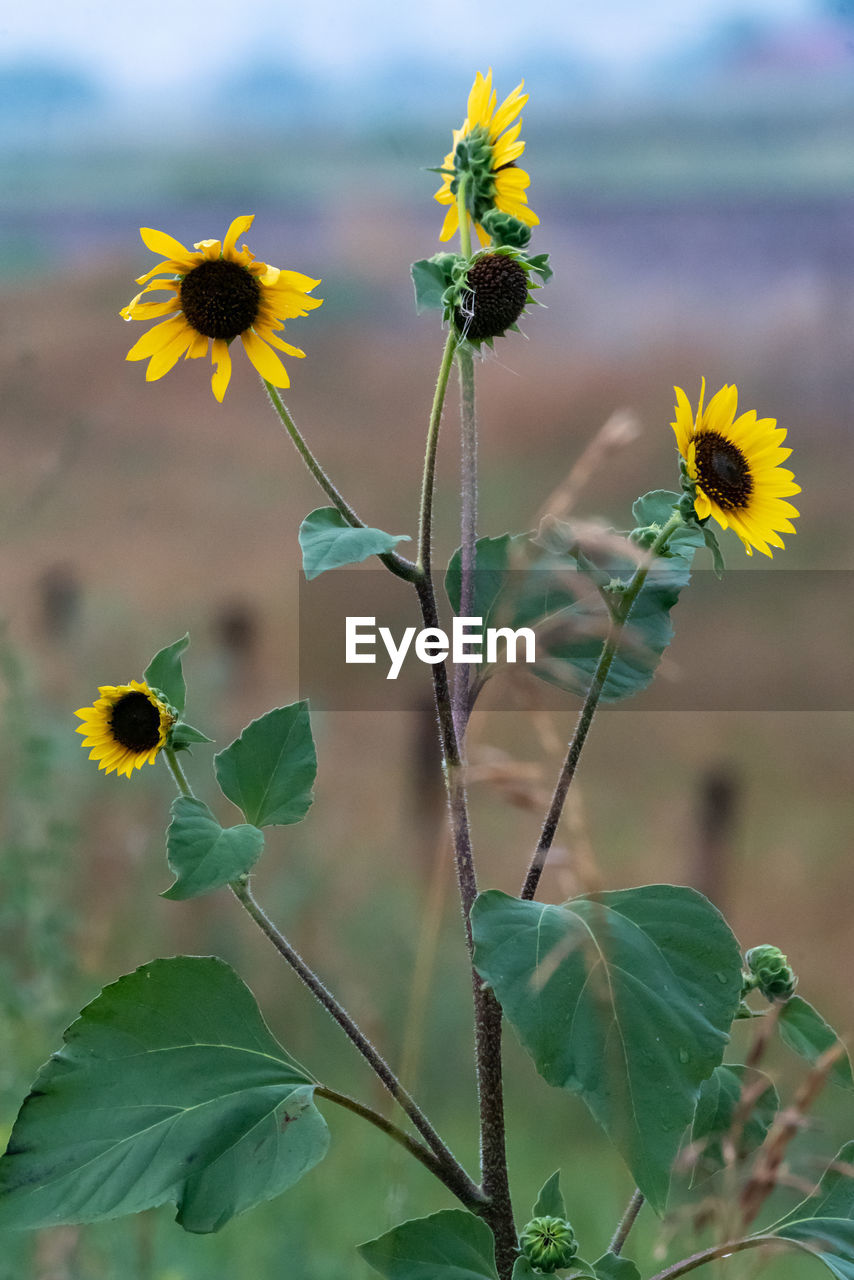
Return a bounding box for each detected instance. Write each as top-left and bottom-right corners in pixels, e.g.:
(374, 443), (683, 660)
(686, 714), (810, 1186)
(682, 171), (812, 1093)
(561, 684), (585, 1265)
(214, 702), (316, 828)
(0, 957), (329, 1233)
(162, 796), (264, 900)
(471, 886), (742, 1211)
(359, 1208), (498, 1279)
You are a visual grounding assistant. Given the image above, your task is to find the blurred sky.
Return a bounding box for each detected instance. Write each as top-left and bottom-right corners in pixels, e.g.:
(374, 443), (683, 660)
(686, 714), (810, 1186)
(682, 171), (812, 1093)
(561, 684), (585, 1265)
(1, 0), (821, 93)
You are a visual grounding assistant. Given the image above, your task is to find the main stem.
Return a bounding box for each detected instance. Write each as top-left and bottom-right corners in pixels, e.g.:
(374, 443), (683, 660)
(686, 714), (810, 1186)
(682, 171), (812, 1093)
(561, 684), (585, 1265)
(414, 316), (516, 1275)
(160, 748), (479, 1209)
(453, 345), (477, 738)
(521, 510), (684, 901)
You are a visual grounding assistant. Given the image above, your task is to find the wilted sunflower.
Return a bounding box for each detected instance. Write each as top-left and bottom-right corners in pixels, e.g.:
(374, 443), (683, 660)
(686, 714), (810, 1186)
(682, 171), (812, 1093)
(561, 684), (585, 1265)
(434, 69), (539, 246)
(75, 681), (175, 778)
(672, 380), (800, 557)
(121, 215), (322, 401)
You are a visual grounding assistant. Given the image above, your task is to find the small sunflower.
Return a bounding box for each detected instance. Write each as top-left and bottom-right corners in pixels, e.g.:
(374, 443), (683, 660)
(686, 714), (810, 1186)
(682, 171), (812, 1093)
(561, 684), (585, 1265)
(672, 380), (800, 557)
(121, 215), (322, 402)
(434, 69), (539, 247)
(75, 681), (175, 778)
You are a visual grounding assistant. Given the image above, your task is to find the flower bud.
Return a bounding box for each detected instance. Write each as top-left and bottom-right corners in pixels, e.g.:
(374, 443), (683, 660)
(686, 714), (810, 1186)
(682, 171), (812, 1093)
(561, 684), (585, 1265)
(745, 944), (797, 1002)
(518, 1216), (578, 1272)
(480, 209), (533, 249)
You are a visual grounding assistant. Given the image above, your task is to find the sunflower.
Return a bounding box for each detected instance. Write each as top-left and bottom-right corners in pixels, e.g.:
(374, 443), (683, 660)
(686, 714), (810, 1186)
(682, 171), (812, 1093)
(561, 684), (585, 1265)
(434, 69), (539, 246)
(75, 681), (175, 778)
(671, 380), (800, 557)
(121, 215), (322, 402)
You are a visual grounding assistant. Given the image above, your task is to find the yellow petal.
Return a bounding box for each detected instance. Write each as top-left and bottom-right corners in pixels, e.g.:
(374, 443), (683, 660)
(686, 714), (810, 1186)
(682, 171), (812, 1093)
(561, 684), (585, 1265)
(126, 316), (190, 362)
(145, 331), (194, 380)
(223, 215), (255, 259)
(211, 339), (232, 402)
(241, 330), (290, 386)
(140, 226), (191, 259)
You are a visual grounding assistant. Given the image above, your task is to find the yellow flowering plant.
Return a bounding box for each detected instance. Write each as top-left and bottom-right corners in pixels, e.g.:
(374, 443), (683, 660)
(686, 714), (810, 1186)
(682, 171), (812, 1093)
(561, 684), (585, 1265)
(8, 67), (854, 1280)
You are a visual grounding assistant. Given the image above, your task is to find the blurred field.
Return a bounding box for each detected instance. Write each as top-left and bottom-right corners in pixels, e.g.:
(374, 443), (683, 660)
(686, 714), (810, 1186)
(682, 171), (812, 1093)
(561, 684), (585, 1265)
(2, 111), (854, 1279)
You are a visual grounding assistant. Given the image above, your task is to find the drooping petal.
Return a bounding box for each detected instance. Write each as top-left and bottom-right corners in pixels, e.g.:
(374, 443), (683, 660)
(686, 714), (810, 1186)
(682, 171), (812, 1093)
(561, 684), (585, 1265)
(210, 339), (232, 402)
(223, 215), (255, 259)
(140, 226), (191, 259)
(241, 329), (291, 386)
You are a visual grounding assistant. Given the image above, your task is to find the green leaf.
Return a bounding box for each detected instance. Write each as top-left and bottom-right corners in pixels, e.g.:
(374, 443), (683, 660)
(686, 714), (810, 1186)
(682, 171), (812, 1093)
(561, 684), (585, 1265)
(144, 634), (190, 713)
(773, 1218), (854, 1279)
(511, 1260), (536, 1280)
(471, 886), (742, 1212)
(532, 1169), (565, 1218)
(214, 702), (316, 828)
(526, 252), (553, 283)
(773, 1142), (854, 1227)
(445, 534), (524, 624)
(689, 1064), (778, 1183)
(702, 526), (726, 576)
(358, 1209), (498, 1279)
(779, 997), (854, 1090)
(162, 796), (264, 900)
(0, 957), (329, 1233)
(169, 723), (213, 751)
(411, 254), (458, 313)
(593, 1254), (642, 1280)
(299, 507), (410, 580)
(631, 490), (681, 528)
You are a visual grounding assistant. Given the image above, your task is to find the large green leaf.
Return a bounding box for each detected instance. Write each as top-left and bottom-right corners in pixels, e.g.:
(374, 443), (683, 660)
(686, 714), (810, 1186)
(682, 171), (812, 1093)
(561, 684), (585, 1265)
(299, 507), (410, 580)
(214, 702), (316, 828)
(773, 1142), (854, 1228)
(358, 1209), (498, 1279)
(162, 796), (264, 900)
(471, 886), (742, 1211)
(689, 1064), (778, 1183)
(772, 1219), (854, 1279)
(144, 634), (190, 713)
(779, 997), (854, 1090)
(0, 957), (329, 1232)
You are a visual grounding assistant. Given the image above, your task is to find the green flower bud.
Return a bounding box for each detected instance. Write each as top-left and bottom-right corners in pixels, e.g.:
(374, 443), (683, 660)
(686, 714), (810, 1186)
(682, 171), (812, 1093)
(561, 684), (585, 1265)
(480, 209), (533, 249)
(745, 944), (797, 1002)
(519, 1216), (577, 1272)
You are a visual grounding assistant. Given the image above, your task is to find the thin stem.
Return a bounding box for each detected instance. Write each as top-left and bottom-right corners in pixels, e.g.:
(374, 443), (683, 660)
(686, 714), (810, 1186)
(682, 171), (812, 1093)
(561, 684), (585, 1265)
(521, 510), (685, 900)
(162, 746), (193, 797)
(609, 1188), (645, 1256)
(453, 345), (477, 740)
(417, 331), (458, 575)
(263, 379), (418, 583)
(228, 877), (478, 1204)
(315, 1085), (485, 1208)
(457, 174), (473, 260)
(646, 1234), (809, 1280)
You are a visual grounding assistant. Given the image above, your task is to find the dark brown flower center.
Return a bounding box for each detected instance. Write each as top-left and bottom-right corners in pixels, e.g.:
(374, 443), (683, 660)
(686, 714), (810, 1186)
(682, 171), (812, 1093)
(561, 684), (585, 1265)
(110, 691), (162, 752)
(179, 259), (261, 339)
(694, 431), (753, 510)
(454, 253), (529, 341)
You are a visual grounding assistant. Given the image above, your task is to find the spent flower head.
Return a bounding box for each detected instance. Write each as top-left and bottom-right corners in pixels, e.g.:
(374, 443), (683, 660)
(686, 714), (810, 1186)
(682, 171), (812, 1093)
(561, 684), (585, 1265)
(75, 681), (175, 778)
(444, 246), (551, 347)
(121, 215), (322, 402)
(672, 379), (800, 557)
(434, 69), (539, 247)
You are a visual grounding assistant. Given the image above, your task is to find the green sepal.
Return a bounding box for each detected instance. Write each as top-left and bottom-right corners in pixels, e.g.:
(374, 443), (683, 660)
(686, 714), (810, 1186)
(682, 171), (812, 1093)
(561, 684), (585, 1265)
(533, 1170), (566, 1219)
(162, 796), (264, 900)
(702, 525), (726, 577)
(592, 1254), (642, 1280)
(358, 1208), (499, 1279)
(0, 957), (329, 1233)
(214, 702), (317, 828)
(144, 633), (190, 714)
(688, 1064), (778, 1184)
(525, 252), (553, 283)
(471, 886), (743, 1213)
(299, 507), (410, 580)
(168, 722), (213, 752)
(411, 253), (460, 314)
(778, 996), (854, 1090)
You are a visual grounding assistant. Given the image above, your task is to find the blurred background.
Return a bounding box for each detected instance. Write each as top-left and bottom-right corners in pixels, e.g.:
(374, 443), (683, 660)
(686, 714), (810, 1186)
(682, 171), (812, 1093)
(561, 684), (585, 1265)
(2, 0), (854, 1276)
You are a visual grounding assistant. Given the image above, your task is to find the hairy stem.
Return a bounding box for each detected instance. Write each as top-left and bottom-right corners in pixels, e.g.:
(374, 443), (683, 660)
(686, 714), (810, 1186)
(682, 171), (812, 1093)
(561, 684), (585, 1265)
(609, 1188), (645, 1256)
(417, 331), (458, 575)
(521, 510), (684, 900)
(263, 379), (418, 583)
(646, 1234), (808, 1280)
(315, 1086), (485, 1209)
(453, 345), (477, 739)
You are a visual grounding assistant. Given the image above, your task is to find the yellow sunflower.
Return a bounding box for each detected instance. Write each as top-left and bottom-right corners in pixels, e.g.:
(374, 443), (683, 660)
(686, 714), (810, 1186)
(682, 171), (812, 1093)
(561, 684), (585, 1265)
(434, 69), (539, 246)
(121, 215), (322, 402)
(671, 380), (800, 557)
(75, 681), (175, 778)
